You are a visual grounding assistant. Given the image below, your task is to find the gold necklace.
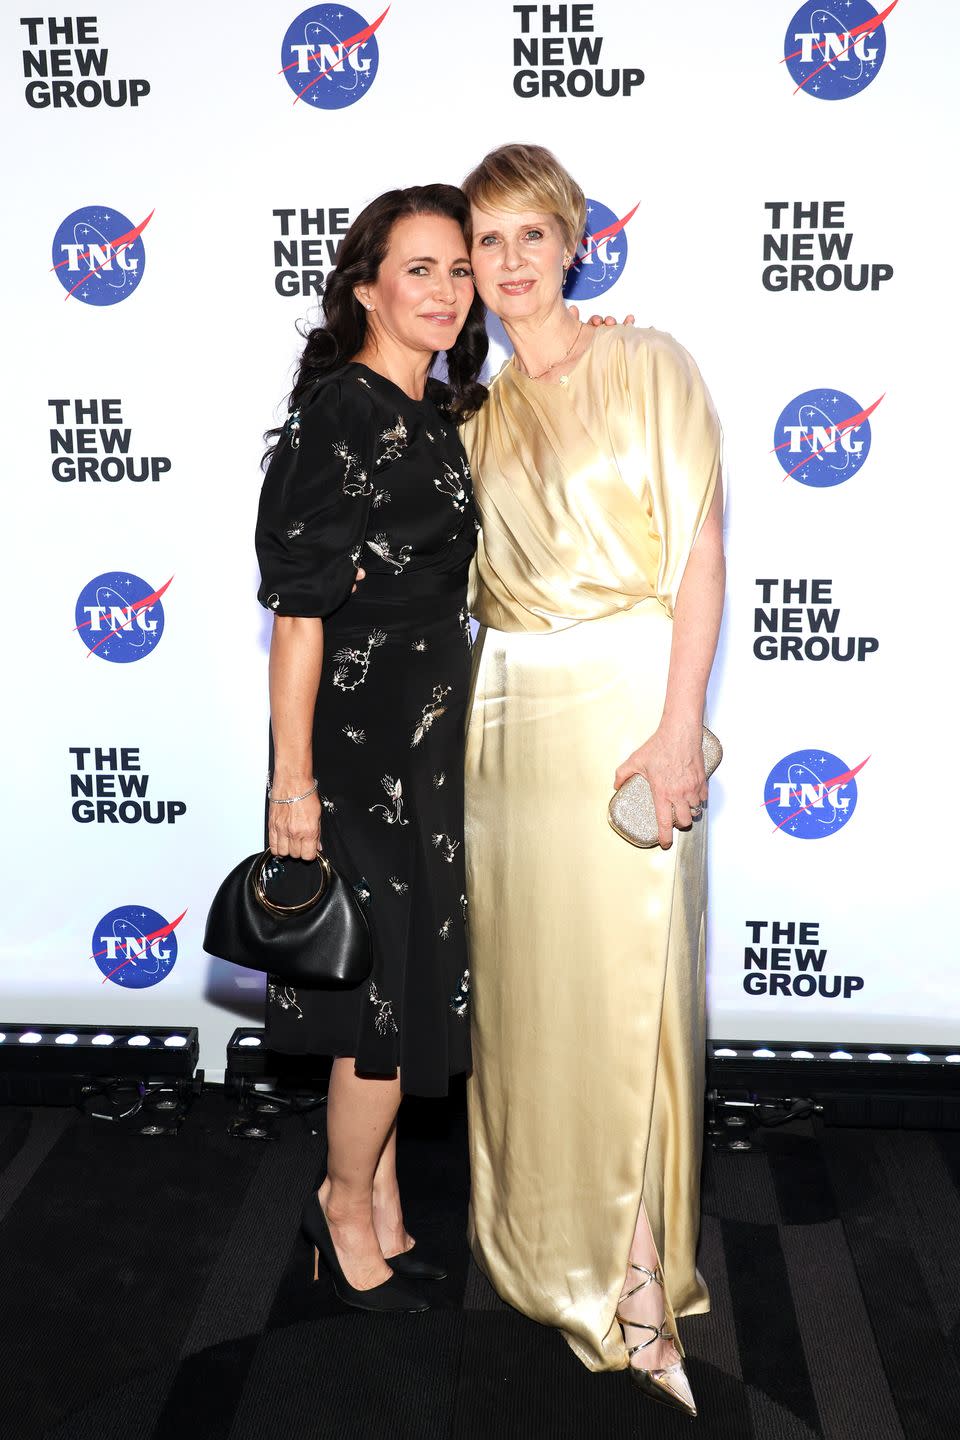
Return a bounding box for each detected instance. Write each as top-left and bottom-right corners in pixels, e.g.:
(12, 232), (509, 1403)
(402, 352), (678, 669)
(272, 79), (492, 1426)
(524, 321), (584, 380)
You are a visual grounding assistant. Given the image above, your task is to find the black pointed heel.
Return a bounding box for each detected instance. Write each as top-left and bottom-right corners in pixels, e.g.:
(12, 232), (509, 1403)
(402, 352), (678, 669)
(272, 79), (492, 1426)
(385, 1245), (448, 1281)
(302, 1191), (429, 1313)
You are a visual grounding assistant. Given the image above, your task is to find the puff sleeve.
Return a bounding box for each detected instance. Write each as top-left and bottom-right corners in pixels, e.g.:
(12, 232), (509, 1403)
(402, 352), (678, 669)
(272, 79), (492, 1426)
(255, 375), (379, 619)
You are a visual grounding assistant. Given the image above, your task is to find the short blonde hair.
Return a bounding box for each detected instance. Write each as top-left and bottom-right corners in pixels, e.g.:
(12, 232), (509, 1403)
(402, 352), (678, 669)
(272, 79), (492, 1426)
(462, 144), (587, 255)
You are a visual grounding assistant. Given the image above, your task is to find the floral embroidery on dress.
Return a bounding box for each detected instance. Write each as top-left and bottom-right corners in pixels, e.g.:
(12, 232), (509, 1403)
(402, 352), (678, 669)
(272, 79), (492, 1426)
(368, 981), (398, 1036)
(266, 593), (280, 611)
(319, 794), (337, 813)
(369, 775), (409, 826)
(411, 638), (428, 653)
(460, 893), (468, 920)
(355, 375), (371, 389)
(284, 409), (302, 449)
(449, 969), (470, 1018)
(372, 488), (391, 508)
(332, 630), (386, 691)
(433, 772), (446, 789)
(333, 441), (372, 497)
(350, 544), (363, 566)
(458, 608), (473, 648)
(353, 877), (371, 906)
(433, 461), (468, 513)
(285, 520), (305, 539)
(388, 876), (409, 894)
(377, 416), (408, 466)
(343, 724), (366, 744)
(432, 832), (460, 863)
(269, 982), (303, 1020)
(438, 917), (452, 941)
(411, 684), (452, 747)
(365, 534), (413, 574)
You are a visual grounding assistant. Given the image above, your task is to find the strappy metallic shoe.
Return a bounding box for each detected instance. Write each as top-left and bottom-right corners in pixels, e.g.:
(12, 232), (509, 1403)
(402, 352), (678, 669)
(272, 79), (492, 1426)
(616, 1262), (697, 1419)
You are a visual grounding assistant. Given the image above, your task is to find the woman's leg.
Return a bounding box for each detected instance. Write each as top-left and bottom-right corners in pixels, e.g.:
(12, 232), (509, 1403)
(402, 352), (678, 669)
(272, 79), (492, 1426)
(318, 1057), (403, 1290)
(372, 1120), (414, 1259)
(618, 1201), (682, 1370)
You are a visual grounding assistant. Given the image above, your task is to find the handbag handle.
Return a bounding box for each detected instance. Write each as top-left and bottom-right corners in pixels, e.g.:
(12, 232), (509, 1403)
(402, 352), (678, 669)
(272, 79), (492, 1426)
(252, 850), (331, 916)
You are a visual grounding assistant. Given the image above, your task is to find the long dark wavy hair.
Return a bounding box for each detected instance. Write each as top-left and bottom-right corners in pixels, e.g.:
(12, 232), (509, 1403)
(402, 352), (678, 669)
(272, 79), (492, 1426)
(265, 184), (488, 464)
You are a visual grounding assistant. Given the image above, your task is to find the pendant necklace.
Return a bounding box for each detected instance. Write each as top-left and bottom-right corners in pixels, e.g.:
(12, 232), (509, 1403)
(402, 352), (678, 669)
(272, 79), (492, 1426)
(524, 322), (584, 381)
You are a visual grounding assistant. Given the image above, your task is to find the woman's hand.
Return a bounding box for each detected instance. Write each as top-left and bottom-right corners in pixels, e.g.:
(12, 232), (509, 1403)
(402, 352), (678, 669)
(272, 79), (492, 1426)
(268, 785), (323, 861)
(352, 566), (366, 594)
(614, 724), (707, 849)
(568, 304), (636, 327)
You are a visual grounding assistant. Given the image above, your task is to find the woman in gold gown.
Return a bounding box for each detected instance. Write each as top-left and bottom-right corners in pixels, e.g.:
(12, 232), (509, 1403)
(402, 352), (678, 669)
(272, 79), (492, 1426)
(460, 145), (725, 1417)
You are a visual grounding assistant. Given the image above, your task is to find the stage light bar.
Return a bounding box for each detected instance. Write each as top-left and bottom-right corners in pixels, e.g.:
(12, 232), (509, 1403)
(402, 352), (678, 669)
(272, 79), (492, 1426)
(0, 1024), (200, 1105)
(707, 1039), (960, 1130)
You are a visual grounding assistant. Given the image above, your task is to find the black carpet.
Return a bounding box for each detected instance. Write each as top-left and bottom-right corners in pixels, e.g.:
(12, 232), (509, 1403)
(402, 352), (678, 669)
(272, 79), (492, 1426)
(1, 1085), (958, 1440)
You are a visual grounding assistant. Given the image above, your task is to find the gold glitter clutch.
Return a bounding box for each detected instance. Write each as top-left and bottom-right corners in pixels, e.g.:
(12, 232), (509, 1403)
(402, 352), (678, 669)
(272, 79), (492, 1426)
(607, 728), (723, 848)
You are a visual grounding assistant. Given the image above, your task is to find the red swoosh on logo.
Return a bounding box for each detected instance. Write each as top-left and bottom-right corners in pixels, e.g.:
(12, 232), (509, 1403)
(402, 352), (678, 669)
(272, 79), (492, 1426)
(51, 210), (155, 300)
(279, 6), (390, 103)
(771, 394), (885, 479)
(764, 756), (871, 832)
(782, 0), (900, 93)
(74, 575), (173, 657)
(93, 909), (188, 982)
(573, 202), (640, 268)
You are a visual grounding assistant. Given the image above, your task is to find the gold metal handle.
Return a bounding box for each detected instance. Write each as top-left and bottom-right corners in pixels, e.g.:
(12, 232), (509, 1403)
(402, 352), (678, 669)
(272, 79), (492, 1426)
(253, 850), (330, 915)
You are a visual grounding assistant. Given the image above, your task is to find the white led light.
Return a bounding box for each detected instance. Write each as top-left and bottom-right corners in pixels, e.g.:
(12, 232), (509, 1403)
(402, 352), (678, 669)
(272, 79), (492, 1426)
(753, 1048), (776, 1059)
(19, 1031), (42, 1045)
(55, 1033), (79, 1046)
(714, 1047), (738, 1058)
(163, 1035), (188, 1048)
(791, 1050), (815, 1059)
(829, 1050), (853, 1060)
(238, 1036), (262, 1047)
(867, 1052), (891, 1061)
(91, 1033), (115, 1046)
(127, 1035), (151, 1047)
(907, 1052), (930, 1063)
(0, 1033), (6, 1044)
(946, 1055), (960, 1064)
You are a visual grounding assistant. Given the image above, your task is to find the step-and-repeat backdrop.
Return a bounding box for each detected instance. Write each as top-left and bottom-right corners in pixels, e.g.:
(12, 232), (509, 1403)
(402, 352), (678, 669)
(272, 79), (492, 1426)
(3, 1), (956, 1078)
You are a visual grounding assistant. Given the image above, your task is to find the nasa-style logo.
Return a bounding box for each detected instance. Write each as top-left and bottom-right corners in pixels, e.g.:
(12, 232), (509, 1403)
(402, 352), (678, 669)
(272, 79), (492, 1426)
(74, 572), (171, 663)
(763, 749), (869, 838)
(772, 389), (883, 487)
(51, 206), (153, 305)
(92, 905), (186, 988)
(782, 1), (896, 100)
(279, 5), (388, 108)
(563, 198), (639, 302)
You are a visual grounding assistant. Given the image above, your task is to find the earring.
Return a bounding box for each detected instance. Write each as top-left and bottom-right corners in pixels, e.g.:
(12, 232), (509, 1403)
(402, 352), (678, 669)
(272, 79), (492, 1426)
(365, 304), (374, 312)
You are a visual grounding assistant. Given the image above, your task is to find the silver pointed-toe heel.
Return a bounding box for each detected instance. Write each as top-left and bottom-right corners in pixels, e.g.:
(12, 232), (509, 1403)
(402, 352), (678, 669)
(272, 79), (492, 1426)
(616, 1262), (697, 1420)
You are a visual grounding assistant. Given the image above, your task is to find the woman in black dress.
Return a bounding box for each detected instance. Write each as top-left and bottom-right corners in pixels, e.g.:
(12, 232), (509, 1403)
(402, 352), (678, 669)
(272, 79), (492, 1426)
(255, 186), (487, 1311)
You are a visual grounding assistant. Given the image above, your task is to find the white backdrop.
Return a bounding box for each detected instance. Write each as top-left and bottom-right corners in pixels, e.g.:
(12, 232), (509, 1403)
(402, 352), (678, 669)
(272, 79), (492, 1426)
(3, 0), (956, 1079)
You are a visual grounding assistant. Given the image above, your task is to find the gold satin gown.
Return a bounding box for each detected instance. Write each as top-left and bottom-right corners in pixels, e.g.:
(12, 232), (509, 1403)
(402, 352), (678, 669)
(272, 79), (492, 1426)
(461, 325), (721, 1372)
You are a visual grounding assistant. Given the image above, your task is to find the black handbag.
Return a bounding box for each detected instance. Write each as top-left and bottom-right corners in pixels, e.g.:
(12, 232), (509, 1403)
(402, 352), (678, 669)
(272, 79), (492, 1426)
(202, 850), (371, 987)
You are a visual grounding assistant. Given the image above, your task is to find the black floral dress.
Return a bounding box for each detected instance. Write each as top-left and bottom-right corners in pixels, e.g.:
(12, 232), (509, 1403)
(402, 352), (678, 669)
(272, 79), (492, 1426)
(255, 363), (475, 1097)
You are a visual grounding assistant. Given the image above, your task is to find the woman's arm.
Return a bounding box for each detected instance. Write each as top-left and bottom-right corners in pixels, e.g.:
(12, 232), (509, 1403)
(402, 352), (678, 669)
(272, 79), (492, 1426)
(268, 615), (324, 861)
(613, 483), (725, 848)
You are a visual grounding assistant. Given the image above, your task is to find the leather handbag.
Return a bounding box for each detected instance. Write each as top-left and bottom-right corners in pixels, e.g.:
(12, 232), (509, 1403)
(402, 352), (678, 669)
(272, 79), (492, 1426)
(607, 728), (723, 848)
(203, 850), (371, 987)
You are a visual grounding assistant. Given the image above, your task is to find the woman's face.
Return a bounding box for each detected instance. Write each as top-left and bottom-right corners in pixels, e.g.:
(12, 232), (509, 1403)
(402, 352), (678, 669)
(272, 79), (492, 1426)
(469, 206), (569, 321)
(356, 213), (475, 353)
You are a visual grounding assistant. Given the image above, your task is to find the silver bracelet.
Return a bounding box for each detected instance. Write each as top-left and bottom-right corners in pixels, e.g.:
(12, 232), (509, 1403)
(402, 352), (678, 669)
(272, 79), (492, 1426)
(267, 777), (319, 805)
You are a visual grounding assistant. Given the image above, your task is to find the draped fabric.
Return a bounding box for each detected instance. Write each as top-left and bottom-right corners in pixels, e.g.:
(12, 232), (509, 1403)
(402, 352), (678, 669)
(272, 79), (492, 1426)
(466, 325), (720, 632)
(461, 326), (720, 1370)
